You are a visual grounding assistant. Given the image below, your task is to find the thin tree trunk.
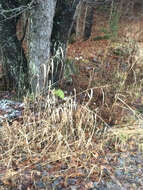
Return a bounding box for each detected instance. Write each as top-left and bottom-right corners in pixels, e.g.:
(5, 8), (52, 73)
(75, 1), (87, 40)
(83, 5), (94, 40)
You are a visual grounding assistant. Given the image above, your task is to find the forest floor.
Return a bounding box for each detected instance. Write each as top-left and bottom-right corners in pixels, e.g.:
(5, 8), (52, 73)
(1, 15), (143, 190)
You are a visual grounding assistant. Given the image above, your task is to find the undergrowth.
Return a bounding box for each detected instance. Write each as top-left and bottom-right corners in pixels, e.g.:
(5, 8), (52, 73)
(0, 39), (143, 189)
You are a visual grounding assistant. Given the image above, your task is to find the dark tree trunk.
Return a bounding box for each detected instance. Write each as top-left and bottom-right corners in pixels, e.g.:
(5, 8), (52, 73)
(0, 0), (30, 95)
(51, 0), (81, 83)
(52, 0), (81, 47)
(83, 5), (94, 40)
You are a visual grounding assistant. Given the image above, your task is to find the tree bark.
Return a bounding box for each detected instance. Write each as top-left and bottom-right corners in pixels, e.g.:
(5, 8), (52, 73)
(28, 0), (57, 94)
(0, 0), (30, 95)
(75, 1), (87, 40)
(51, 0), (81, 83)
(52, 0), (81, 46)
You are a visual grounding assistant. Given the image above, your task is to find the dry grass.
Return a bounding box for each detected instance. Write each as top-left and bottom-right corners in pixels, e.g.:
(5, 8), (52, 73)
(0, 37), (143, 189)
(0, 90), (102, 188)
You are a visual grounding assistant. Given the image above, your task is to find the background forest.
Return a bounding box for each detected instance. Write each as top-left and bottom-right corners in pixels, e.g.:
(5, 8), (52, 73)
(0, 0), (143, 189)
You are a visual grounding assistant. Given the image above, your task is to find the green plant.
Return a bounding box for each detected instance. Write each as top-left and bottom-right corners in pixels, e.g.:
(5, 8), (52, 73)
(53, 88), (65, 99)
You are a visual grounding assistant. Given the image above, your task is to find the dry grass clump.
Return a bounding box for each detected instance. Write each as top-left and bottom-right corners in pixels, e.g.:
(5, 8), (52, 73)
(0, 90), (102, 187)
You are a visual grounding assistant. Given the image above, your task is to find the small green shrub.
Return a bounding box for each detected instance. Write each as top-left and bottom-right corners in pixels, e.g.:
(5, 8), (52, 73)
(53, 88), (65, 99)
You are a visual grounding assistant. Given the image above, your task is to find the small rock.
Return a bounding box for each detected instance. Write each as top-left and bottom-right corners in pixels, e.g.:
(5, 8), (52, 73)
(42, 170), (48, 176)
(36, 164), (42, 171)
(35, 181), (45, 189)
(61, 164), (68, 170)
(52, 177), (63, 189)
(92, 57), (99, 63)
(106, 182), (122, 190)
(115, 169), (124, 177)
(46, 164), (53, 169)
(70, 185), (78, 190)
(93, 181), (98, 188)
(67, 178), (77, 185)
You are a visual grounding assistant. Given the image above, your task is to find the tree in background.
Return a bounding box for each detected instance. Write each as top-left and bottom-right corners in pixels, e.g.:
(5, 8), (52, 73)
(75, 0), (95, 40)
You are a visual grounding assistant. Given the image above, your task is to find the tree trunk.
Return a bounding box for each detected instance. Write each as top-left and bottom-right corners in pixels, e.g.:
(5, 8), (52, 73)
(51, 0), (81, 83)
(75, 1), (94, 40)
(75, 1), (87, 40)
(28, 0), (81, 93)
(28, 0), (57, 94)
(0, 0), (30, 95)
(83, 5), (94, 40)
